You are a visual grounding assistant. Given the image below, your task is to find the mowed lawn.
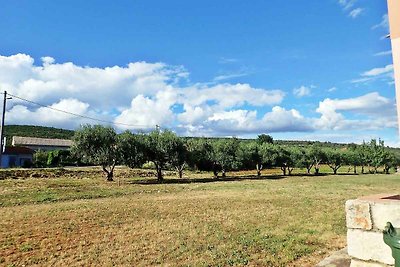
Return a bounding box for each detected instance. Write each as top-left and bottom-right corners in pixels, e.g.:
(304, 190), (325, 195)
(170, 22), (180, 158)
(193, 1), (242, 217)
(1, 168), (399, 267)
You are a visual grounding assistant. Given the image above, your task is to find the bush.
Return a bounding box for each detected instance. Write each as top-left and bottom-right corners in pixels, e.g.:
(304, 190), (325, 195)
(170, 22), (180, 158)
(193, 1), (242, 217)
(22, 160), (33, 168)
(142, 161), (156, 169)
(33, 150), (49, 168)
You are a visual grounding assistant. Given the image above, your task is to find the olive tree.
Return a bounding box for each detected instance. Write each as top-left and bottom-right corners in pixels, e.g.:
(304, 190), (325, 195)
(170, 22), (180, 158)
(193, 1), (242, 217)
(72, 125), (118, 181)
(287, 146), (306, 175)
(258, 143), (278, 172)
(324, 148), (344, 174)
(290, 147), (314, 174)
(118, 131), (146, 169)
(144, 129), (183, 181)
(274, 145), (295, 176)
(344, 147), (361, 174)
(186, 138), (214, 171)
(382, 150), (399, 174)
(257, 134), (274, 144)
(237, 141), (264, 176)
(358, 141), (371, 174)
(303, 147), (316, 174)
(212, 138), (240, 178)
(369, 139), (386, 173)
(169, 138), (189, 179)
(310, 144), (325, 175)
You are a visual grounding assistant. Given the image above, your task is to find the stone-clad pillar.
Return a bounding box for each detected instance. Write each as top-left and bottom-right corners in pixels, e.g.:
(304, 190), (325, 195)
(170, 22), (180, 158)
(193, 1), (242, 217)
(388, 0), (400, 133)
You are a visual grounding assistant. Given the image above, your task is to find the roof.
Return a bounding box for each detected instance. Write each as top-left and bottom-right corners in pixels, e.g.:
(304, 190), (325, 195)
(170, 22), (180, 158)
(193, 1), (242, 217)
(12, 136), (73, 147)
(4, 146), (34, 155)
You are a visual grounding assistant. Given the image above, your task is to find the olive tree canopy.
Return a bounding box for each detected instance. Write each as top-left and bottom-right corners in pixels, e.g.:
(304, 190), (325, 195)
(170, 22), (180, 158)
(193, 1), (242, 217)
(72, 124), (118, 181)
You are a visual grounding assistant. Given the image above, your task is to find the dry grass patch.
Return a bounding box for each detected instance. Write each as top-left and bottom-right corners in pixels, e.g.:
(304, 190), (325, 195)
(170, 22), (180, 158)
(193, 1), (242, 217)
(1, 170), (399, 266)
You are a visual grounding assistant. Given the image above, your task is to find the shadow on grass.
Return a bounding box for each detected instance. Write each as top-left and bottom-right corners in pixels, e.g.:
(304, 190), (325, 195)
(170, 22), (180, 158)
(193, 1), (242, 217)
(129, 174), (348, 185)
(127, 172), (353, 185)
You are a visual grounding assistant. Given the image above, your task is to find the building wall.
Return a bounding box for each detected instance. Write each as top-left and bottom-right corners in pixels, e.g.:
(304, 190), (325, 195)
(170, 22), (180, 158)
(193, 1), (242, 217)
(388, 0), (400, 133)
(393, 38), (400, 133)
(23, 145), (71, 151)
(1, 154), (33, 168)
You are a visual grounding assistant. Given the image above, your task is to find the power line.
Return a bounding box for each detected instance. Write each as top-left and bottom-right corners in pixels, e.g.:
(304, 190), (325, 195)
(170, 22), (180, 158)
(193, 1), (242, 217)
(6, 93), (156, 129)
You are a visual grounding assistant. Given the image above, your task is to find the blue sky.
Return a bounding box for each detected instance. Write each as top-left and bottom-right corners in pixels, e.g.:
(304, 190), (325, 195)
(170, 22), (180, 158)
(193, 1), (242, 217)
(0, 0), (397, 144)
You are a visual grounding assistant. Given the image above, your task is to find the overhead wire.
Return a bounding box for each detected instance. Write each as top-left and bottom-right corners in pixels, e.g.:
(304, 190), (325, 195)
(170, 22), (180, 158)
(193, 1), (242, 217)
(5, 92), (158, 129)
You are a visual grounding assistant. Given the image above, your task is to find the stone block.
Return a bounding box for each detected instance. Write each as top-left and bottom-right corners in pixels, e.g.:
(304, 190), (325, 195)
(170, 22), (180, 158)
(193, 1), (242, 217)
(370, 202), (400, 231)
(347, 229), (394, 265)
(346, 200), (372, 230)
(350, 259), (392, 266)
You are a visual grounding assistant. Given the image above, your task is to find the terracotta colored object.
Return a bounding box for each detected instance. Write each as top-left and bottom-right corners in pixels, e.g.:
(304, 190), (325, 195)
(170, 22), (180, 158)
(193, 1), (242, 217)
(388, 0), (400, 134)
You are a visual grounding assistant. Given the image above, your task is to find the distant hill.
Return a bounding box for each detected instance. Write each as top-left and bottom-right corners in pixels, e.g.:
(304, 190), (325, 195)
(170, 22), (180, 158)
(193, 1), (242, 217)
(3, 125), (74, 145)
(2, 125), (399, 153)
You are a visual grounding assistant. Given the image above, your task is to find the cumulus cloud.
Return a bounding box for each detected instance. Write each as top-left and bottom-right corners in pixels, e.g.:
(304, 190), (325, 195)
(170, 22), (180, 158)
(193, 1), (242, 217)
(315, 92), (397, 131)
(6, 98), (91, 129)
(0, 53), (186, 110)
(0, 53), (287, 136)
(181, 83), (284, 108)
(0, 53), (397, 137)
(114, 88), (177, 130)
(199, 106), (314, 136)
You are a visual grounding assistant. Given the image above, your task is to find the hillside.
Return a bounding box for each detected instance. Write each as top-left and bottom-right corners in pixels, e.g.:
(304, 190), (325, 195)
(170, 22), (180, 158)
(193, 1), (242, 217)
(2, 125), (399, 153)
(3, 125), (74, 144)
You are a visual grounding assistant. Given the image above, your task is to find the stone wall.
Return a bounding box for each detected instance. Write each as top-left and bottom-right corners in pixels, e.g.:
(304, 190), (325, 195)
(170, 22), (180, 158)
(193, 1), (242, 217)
(346, 193), (400, 266)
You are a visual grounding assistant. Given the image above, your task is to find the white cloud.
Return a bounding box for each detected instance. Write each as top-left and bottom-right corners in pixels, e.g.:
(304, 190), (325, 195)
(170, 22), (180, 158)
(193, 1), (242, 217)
(200, 106), (313, 136)
(337, 0), (364, 18)
(218, 57), (238, 64)
(315, 92), (396, 131)
(0, 53), (287, 135)
(0, 53), (397, 138)
(41, 56), (55, 65)
(352, 64), (394, 83)
(372, 14), (389, 30)
(349, 8), (364, 18)
(362, 64), (393, 77)
(114, 88), (177, 130)
(327, 87), (337, 93)
(262, 106), (314, 132)
(6, 98), (91, 129)
(0, 53), (186, 110)
(293, 85), (312, 97)
(338, 0), (357, 11)
(181, 83), (284, 108)
(374, 50), (392, 57)
(213, 72), (249, 81)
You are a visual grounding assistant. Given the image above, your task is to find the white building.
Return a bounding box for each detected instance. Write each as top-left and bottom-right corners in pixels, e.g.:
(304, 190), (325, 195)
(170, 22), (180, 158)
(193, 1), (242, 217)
(12, 136), (73, 151)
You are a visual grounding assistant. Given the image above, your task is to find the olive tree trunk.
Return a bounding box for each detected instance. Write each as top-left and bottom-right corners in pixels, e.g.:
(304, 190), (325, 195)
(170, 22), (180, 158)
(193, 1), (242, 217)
(102, 163), (116, 182)
(256, 163), (263, 177)
(154, 163), (163, 181)
(175, 163), (185, 179)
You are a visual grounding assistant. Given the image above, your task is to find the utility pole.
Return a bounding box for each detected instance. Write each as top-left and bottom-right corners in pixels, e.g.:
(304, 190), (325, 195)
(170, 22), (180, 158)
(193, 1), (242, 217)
(0, 91), (8, 167)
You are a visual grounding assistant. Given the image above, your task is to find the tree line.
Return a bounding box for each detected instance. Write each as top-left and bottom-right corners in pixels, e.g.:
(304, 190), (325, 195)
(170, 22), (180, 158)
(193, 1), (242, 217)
(70, 125), (400, 182)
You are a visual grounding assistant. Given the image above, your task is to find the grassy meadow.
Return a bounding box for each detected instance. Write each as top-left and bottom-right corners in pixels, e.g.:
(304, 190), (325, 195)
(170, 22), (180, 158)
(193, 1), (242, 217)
(0, 167), (399, 266)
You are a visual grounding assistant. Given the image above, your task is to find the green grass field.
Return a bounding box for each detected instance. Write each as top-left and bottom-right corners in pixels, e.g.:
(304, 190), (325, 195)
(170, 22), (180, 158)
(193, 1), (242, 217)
(0, 167), (399, 266)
